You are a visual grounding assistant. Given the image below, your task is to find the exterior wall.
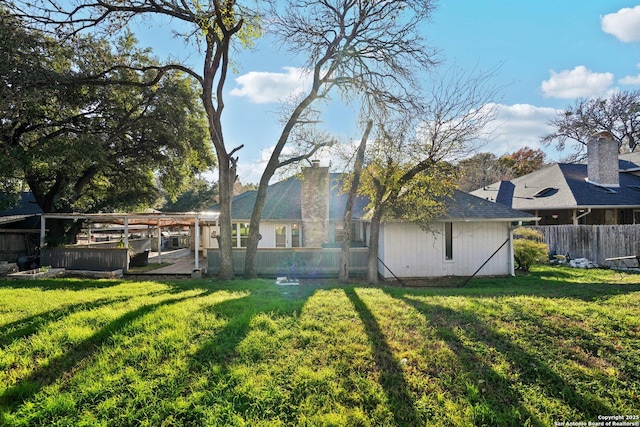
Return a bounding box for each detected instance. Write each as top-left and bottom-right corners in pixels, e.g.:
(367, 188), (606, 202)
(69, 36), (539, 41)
(202, 221), (302, 249)
(378, 221), (512, 278)
(301, 164), (330, 247)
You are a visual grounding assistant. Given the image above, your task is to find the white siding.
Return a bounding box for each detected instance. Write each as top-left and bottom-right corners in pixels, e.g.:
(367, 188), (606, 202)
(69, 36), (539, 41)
(202, 222), (300, 248)
(378, 221), (512, 278)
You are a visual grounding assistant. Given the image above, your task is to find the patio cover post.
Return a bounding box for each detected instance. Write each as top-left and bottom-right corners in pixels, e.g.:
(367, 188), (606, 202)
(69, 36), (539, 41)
(40, 215), (45, 249)
(194, 214), (200, 270)
(157, 218), (162, 263)
(124, 217), (129, 248)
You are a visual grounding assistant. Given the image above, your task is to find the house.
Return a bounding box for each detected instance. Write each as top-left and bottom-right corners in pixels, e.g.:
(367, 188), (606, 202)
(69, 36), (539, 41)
(204, 161), (370, 249)
(205, 162), (535, 278)
(0, 192), (43, 263)
(471, 132), (640, 225)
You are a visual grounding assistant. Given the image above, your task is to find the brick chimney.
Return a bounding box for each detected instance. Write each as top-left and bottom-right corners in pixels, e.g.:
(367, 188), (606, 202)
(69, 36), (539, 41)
(587, 131), (619, 188)
(301, 161), (329, 247)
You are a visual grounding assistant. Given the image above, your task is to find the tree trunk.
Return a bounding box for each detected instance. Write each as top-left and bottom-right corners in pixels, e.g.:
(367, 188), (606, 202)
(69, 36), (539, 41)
(243, 170), (272, 279)
(339, 119), (372, 282)
(244, 80), (322, 279)
(215, 152), (235, 280)
(367, 208), (383, 284)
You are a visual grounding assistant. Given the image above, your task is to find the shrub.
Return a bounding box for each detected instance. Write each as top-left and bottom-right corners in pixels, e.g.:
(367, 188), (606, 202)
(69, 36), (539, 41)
(513, 227), (548, 271)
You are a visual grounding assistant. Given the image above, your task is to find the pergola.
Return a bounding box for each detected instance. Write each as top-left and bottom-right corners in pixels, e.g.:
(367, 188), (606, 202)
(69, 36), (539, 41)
(40, 211), (219, 271)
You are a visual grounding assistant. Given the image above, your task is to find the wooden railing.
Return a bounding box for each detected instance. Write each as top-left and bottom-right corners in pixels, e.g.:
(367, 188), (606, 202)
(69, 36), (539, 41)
(206, 247), (368, 278)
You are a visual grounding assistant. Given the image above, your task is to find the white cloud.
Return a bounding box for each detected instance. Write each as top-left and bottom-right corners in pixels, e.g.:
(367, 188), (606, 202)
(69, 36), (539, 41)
(620, 63), (640, 85)
(540, 66), (614, 99)
(601, 6), (640, 42)
(229, 67), (313, 104)
(479, 103), (562, 160)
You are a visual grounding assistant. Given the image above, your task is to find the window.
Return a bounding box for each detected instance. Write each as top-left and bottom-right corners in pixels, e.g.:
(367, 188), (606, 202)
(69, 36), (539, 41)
(232, 223), (250, 247)
(334, 222), (355, 244)
(445, 222), (453, 260)
(334, 223), (345, 243)
(275, 225), (287, 248)
(291, 223), (300, 247)
(239, 223), (250, 247)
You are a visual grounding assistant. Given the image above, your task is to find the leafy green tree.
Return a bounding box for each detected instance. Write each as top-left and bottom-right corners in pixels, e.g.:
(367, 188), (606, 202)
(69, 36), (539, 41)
(456, 148), (547, 192)
(10, 0), (261, 277)
(162, 178), (218, 212)
(497, 147), (546, 178)
(1, 11), (214, 243)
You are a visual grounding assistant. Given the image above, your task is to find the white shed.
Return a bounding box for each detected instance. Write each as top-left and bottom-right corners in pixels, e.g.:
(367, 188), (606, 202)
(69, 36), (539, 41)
(373, 191), (536, 279)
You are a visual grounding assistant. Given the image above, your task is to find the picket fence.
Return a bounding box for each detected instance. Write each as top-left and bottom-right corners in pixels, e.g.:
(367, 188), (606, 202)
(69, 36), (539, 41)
(529, 225), (640, 266)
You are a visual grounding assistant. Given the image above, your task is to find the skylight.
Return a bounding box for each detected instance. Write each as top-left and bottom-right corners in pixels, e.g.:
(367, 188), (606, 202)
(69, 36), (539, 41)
(533, 187), (558, 198)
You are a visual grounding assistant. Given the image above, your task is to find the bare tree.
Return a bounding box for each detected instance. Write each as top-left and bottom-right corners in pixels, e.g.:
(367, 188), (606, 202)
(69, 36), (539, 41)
(243, 0), (439, 278)
(9, 0), (265, 279)
(542, 90), (640, 160)
(338, 118), (372, 282)
(358, 67), (499, 283)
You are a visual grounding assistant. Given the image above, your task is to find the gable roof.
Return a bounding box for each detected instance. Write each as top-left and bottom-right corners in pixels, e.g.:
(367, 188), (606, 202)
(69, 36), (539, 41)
(0, 192), (43, 226)
(211, 173), (369, 221)
(0, 192), (43, 217)
(471, 161), (640, 210)
(619, 152), (640, 170)
(227, 176), (303, 220)
(440, 190), (535, 221)
(214, 174), (533, 223)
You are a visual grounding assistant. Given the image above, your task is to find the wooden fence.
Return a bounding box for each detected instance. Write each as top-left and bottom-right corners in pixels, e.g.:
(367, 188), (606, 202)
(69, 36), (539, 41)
(0, 232), (31, 262)
(529, 225), (640, 266)
(207, 247), (369, 278)
(42, 248), (130, 272)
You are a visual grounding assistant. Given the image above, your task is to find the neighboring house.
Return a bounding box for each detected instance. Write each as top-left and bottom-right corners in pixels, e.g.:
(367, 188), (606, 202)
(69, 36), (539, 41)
(471, 132), (640, 225)
(206, 162), (535, 278)
(0, 192), (43, 262)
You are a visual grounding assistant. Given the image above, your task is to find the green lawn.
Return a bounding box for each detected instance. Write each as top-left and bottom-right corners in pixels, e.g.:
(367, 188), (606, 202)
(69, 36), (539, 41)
(1, 266), (639, 426)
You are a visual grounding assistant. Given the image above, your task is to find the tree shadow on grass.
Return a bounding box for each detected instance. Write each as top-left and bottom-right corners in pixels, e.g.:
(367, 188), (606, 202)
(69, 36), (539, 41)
(344, 288), (422, 426)
(0, 278), (134, 290)
(0, 296), (132, 348)
(398, 294), (615, 425)
(169, 283), (323, 424)
(0, 290), (211, 411)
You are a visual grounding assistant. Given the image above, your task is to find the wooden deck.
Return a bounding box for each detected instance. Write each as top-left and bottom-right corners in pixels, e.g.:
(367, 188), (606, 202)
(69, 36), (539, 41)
(138, 248), (204, 275)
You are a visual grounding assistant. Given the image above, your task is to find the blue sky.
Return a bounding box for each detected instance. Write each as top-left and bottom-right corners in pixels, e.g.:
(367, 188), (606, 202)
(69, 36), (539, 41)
(134, 1), (640, 184)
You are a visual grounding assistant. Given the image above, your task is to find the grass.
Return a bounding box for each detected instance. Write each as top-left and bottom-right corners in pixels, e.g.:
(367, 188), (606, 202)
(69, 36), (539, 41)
(0, 266), (639, 426)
